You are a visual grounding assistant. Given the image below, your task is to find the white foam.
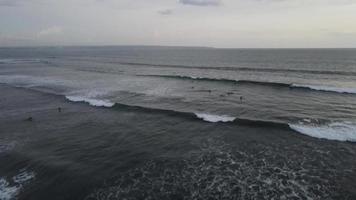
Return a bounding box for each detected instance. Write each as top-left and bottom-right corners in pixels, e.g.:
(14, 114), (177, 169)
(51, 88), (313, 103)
(13, 171), (35, 184)
(291, 84), (356, 94)
(289, 121), (356, 142)
(188, 76), (200, 79)
(0, 74), (116, 108)
(0, 179), (18, 200)
(195, 113), (236, 123)
(176, 75), (202, 80)
(66, 95), (115, 107)
(0, 170), (35, 200)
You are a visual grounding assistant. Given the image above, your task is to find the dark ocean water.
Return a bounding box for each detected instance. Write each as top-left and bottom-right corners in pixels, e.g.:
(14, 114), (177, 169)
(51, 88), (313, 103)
(0, 47), (356, 200)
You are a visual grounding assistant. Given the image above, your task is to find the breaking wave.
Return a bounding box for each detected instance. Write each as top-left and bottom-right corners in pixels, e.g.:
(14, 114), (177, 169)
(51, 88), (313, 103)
(64, 95), (356, 143)
(289, 121), (356, 142)
(65, 95), (115, 107)
(64, 96), (291, 129)
(3, 82), (355, 143)
(195, 113), (236, 123)
(291, 84), (356, 94)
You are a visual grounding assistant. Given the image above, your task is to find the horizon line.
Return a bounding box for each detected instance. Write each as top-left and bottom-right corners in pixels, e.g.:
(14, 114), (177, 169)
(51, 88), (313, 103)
(0, 44), (355, 49)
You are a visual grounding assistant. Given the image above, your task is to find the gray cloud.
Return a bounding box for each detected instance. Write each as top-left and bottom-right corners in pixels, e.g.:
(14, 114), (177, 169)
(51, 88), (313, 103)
(0, 0), (42, 7)
(0, 0), (20, 6)
(37, 26), (63, 37)
(158, 9), (173, 15)
(179, 0), (221, 6)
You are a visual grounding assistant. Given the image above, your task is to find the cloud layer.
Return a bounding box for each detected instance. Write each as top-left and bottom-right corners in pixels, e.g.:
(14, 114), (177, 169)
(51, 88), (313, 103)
(0, 0), (356, 47)
(157, 9), (173, 15)
(179, 0), (221, 6)
(0, 0), (20, 6)
(37, 26), (63, 37)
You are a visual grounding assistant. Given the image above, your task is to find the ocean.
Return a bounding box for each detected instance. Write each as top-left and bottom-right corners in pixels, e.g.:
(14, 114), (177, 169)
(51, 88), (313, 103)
(0, 46), (356, 199)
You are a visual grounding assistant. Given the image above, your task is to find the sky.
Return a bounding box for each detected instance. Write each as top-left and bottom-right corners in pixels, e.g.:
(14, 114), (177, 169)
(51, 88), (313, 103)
(0, 0), (356, 48)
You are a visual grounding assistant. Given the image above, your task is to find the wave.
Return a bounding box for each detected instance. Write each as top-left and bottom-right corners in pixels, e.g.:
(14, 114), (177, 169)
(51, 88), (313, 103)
(118, 61), (356, 76)
(291, 84), (356, 94)
(3, 84), (355, 143)
(0, 58), (44, 65)
(195, 113), (236, 123)
(141, 74), (356, 94)
(140, 74), (291, 87)
(64, 95), (291, 129)
(289, 121), (356, 142)
(65, 95), (115, 107)
(63, 94), (356, 143)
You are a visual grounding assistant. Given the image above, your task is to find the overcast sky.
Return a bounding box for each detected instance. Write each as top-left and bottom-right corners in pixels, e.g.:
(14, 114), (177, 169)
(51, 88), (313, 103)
(1, 0), (356, 48)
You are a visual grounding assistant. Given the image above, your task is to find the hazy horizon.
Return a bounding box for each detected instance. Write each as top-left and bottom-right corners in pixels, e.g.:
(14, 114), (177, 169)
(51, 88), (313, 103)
(1, 0), (356, 48)
(1, 45), (356, 49)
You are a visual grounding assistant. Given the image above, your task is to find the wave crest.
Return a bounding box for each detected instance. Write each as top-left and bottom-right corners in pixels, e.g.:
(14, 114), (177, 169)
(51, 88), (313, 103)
(10, 85), (354, 143)
(289, 121), (356, 142)
(120, 62), (356, 77)
(142, 74), (356, 94)
(291, 84), (356, 94)
(66, 95), (356, 143)
(195, 113), (236, 123)
(65, 95), (115, 107)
